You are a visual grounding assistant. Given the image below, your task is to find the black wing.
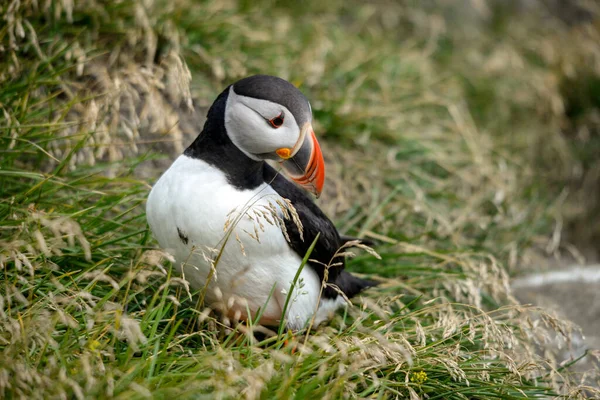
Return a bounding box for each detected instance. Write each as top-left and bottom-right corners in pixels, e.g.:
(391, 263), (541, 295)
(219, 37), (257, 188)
(263, 165), (374, 299)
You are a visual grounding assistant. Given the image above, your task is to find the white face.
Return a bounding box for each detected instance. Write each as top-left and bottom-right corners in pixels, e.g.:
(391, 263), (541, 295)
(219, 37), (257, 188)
(224, 86), (304, 161)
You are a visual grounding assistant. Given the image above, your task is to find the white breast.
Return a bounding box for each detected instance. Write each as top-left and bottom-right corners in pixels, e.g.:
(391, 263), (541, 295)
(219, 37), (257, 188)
(146, 155), (343, 329)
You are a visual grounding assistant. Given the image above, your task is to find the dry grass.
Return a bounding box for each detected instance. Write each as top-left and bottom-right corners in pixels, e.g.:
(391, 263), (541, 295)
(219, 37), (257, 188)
(2, 0), (600, 398)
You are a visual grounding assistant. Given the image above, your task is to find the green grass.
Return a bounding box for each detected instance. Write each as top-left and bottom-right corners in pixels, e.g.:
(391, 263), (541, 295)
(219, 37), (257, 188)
(2, 0), (599, 398)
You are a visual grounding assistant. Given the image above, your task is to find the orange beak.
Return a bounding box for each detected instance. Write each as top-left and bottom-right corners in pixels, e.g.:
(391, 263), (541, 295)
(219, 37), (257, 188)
(280, 125), (325, 197)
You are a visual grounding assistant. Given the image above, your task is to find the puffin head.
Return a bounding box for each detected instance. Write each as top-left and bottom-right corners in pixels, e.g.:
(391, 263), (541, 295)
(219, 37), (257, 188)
(224, 75), (325, 197)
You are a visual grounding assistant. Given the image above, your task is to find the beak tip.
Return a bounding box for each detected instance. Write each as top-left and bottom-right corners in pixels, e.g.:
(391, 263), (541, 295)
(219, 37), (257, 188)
(313, 178), (324, 198)
(281, 127), (326, 198)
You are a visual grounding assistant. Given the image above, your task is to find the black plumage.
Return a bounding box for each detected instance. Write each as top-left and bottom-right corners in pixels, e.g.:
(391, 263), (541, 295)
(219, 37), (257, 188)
(264, 165), (375, 298)
(184, 87), (265, 190)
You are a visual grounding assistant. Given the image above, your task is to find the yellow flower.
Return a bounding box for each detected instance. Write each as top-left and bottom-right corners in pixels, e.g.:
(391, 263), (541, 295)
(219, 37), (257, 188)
(410, 371), (428, 385)
(88, 339), (102, 351)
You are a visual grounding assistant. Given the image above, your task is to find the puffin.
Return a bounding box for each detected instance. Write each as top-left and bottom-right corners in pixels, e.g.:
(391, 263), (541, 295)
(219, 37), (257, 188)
(146, 75), (375, 331)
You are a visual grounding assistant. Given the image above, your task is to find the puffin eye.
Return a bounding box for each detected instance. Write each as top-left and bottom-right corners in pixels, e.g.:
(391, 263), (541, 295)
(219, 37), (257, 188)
(268, 113), (284, 128)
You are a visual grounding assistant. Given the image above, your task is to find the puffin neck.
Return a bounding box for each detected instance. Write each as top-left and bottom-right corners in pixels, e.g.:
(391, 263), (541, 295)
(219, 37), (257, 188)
(184, 87), (265, 190)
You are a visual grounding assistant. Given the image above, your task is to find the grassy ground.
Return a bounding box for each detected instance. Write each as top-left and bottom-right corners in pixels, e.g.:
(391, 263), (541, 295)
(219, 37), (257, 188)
(1, 0), (599, 398)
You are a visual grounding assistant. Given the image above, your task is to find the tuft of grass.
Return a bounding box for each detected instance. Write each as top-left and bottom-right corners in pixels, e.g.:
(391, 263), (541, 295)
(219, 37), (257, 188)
(2, 0), (600, 398)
